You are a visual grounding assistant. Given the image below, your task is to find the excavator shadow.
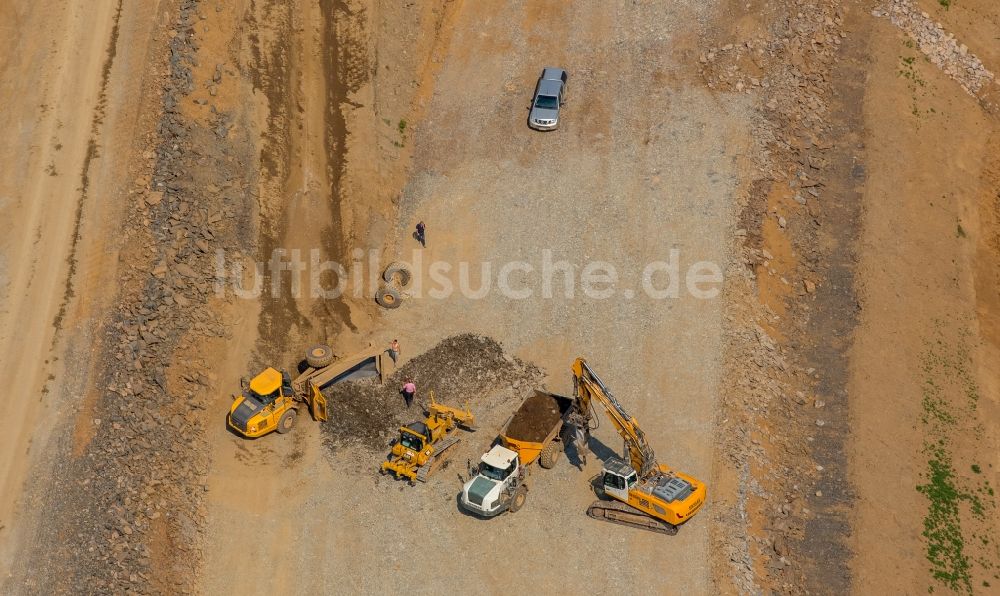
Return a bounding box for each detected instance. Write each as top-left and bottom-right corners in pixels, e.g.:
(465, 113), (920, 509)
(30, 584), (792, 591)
(566, 434), (619, 470)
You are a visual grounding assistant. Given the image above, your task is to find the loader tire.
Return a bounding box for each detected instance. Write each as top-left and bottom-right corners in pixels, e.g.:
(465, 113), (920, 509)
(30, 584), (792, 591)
(382, 262), (412, 287)
(306, 344), (335, 368)
(539, 441), (562, 469)
(277, 409), (297, 434)
(375, 285), (402, 309)
(509, 485), (528, 513)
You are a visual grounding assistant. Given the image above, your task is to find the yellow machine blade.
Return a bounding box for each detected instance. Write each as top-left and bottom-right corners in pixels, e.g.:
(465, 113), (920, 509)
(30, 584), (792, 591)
(310, 384), (328, 421)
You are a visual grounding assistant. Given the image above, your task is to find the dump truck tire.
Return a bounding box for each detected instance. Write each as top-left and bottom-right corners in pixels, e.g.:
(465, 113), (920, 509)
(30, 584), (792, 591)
(509, 485), (528, 513)
(277, 409), (297, 434)
(306, 344), (335, 368)
(539, 441), (562, 469)
(382, 262), (412, 287)
(375, 285), (402, 309)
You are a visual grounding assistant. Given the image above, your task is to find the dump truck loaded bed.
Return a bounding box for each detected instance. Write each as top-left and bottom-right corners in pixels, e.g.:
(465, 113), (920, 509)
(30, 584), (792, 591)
(505, 391), (571, 442)
(500, 390), (573, 466)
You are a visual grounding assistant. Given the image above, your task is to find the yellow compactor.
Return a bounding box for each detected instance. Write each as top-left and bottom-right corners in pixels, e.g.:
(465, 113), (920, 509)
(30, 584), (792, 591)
(380, 392), (476, 484)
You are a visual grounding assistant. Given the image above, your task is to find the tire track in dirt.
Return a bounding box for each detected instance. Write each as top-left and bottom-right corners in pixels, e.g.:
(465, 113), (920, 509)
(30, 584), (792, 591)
(790, 14), (868, 590)
(51, 0), (124, 339)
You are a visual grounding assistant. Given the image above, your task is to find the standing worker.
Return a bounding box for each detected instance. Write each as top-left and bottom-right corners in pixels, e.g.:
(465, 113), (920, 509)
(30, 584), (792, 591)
(415, 221), (426, 248)
(401, 378), (416, 408)
(388, 339), (400, 364)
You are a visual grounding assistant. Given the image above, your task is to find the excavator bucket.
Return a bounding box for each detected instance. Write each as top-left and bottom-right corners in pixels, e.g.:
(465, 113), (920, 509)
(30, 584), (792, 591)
(309, 384), (328, 421)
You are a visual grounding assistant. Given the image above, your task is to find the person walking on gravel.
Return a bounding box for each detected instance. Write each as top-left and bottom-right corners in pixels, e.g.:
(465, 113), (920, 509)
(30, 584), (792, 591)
(388, 339), (400, 364)
(401, 378), (416, 408)
(415, 221), (426, 248)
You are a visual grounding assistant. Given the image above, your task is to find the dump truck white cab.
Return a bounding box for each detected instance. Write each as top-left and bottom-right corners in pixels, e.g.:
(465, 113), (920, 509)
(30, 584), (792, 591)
(459, 445), (527, 517)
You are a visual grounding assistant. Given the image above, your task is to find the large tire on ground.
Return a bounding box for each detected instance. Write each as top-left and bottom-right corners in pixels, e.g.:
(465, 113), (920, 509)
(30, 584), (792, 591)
(306, 344), (335, 368)
(538, 441), (562, 469)
(277, 409), (297, 434)
(509, 485), (528, 513)
(382, 262), (412, 287)
(375, 285), (402, 309)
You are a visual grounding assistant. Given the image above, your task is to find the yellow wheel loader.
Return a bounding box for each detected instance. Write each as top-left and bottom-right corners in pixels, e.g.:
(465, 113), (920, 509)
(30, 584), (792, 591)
(228, 344), (393, 438)
(380, 392), (476, 484)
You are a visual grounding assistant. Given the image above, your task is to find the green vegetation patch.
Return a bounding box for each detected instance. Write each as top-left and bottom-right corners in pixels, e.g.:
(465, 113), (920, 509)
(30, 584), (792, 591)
(917, 322), (997, 594)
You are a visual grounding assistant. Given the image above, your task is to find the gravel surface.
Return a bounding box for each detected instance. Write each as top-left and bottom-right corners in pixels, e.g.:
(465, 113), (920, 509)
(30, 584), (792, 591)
(364, 1), (751, 593)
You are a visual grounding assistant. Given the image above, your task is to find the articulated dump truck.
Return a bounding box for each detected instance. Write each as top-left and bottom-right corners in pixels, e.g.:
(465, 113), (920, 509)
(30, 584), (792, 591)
(459, 390), (573, 516)
(228, 343), (392, 438)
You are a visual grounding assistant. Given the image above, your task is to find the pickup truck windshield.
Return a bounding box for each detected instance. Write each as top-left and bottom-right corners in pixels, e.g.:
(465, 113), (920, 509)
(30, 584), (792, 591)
(534, 95), (558, 109)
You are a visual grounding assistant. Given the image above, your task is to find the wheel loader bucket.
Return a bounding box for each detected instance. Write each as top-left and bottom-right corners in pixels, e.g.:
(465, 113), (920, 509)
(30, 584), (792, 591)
(309, 384), (328, 421)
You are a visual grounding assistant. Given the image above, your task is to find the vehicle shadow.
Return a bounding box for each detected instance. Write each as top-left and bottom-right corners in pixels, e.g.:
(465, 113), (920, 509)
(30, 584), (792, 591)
(563, 433), (619, 470)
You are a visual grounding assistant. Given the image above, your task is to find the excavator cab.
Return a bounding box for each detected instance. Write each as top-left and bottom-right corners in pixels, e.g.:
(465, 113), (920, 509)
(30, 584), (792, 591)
(601, 456), (638, 502)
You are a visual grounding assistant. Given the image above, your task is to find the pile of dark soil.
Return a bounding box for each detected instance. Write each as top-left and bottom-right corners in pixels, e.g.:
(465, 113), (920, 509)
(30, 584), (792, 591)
(320, 334), (541, 450)
(505, 391), (565, 442)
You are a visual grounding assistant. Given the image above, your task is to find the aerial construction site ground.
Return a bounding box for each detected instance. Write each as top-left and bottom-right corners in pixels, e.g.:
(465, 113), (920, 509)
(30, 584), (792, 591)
(1, 0), (998, 594)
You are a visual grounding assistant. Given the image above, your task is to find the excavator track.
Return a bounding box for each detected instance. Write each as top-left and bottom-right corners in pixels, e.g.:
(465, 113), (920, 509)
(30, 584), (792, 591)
(586, 499), (679, 535)
(415, 435), (461, 482)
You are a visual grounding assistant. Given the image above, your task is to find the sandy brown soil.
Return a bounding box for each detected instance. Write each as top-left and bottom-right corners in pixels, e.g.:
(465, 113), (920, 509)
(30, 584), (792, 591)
(506, 391), (564, 443)
(850, 1), (1000, 592)
(0, 0), (998, 594)
(703, 0), (1000, 594)
(0, 0), (171, 580)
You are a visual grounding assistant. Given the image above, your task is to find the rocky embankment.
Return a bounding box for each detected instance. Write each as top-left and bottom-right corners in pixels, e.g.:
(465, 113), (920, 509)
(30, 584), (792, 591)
(702, 1), (861, 593)
(17, 1), (256, 593)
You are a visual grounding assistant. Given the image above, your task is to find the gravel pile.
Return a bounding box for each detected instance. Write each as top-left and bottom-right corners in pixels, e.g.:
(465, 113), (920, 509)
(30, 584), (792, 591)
(321, 334), (542, 450)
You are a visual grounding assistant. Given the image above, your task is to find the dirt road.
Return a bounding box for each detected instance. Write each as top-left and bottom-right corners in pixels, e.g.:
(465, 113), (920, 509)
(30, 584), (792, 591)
(0, 0), (163, 574)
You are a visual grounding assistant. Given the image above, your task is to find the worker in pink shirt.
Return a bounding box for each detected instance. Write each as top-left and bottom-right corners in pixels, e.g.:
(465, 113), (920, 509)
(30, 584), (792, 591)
(401, 378), (416, 408)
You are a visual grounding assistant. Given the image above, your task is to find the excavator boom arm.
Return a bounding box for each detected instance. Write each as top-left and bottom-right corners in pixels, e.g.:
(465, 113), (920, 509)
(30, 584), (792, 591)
(571, 358), (657, 477)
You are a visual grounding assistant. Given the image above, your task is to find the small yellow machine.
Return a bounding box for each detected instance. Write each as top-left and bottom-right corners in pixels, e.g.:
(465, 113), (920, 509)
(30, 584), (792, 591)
(228, 344), (392, 438)
(380, 392), (476, 484)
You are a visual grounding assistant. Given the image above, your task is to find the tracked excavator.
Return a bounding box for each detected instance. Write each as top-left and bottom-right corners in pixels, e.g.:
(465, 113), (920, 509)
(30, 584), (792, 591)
(567, 358), (706, 535)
